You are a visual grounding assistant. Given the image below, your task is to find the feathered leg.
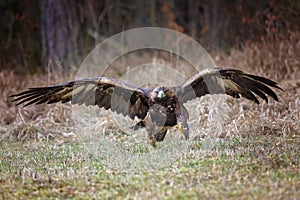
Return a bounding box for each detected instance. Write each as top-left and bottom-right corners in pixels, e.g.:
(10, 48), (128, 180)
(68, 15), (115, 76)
(155, 126), (169, 142)
(176, 112), (189, 140)
(131, 120), (146, 130)
(144, 114), (157, 147)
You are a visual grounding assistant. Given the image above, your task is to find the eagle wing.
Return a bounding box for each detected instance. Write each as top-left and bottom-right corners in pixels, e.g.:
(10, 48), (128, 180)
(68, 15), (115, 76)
(175, 68), (282, 104)
(10, 77), (150, 120)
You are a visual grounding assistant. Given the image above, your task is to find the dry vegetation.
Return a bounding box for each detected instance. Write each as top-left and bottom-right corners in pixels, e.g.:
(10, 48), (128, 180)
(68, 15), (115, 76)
(0, 32), (299, 199)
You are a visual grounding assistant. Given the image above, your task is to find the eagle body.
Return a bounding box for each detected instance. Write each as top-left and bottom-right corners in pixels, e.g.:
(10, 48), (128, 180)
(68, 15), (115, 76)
(137, 86), (189, 145)
(10, 68), (281, 146)
(148, 86), (181, 127)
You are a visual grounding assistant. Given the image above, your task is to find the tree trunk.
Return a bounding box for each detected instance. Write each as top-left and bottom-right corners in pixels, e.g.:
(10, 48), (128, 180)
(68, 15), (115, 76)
(40, 0), (80, 73)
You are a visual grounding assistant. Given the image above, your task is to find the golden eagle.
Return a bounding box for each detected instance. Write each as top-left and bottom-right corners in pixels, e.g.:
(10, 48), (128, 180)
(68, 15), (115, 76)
(10, 68), (281, 146)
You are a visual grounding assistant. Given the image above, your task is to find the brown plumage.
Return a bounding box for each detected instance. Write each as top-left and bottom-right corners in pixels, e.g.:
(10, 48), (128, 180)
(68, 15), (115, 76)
(10, 68), (282, 146)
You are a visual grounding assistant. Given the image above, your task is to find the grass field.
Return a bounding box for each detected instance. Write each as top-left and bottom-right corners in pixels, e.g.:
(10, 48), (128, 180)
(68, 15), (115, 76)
(0, 135), (299, 199)
(1, 33), (300, 199)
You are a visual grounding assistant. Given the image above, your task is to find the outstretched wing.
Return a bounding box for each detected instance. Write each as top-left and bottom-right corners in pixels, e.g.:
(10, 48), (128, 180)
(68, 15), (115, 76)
(10, 77), (150, 120)
(174, 68), (282, 104)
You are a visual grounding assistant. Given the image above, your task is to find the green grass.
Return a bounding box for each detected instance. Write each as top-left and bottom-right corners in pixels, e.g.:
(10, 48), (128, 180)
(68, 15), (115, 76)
(1, 132), (299, 199)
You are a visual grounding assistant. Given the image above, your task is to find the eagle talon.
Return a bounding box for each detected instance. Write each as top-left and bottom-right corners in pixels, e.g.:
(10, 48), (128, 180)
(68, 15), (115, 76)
(176, 122), (189, 140)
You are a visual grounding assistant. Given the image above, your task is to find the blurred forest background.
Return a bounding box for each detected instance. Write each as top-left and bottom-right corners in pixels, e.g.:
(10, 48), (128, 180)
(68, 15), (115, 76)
(0, 0), (299, 74)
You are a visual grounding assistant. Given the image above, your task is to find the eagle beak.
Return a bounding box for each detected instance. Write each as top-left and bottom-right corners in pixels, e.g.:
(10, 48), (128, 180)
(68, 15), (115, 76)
(157, 90), (165, 98)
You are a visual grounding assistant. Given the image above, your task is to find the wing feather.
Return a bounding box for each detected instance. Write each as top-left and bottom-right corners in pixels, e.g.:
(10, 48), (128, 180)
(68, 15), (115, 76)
(176, 68), (282, 104)
(10, 77), (150, 120)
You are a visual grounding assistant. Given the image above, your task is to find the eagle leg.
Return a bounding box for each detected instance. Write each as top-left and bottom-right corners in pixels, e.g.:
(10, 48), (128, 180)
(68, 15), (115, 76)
(131, 120), (146, 130)
(176, 115), (189, 140)
(146, 125), (156, 147)
(155, 127), (169, 142)
(144, 116), (157, 147)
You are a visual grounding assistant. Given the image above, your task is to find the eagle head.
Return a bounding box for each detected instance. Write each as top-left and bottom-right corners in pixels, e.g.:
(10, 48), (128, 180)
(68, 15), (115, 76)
(152, 86), (167, 100)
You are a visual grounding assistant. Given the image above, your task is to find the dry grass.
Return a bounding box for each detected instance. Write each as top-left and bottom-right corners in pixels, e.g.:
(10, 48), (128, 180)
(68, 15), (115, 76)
(0, 32), (299, 199)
